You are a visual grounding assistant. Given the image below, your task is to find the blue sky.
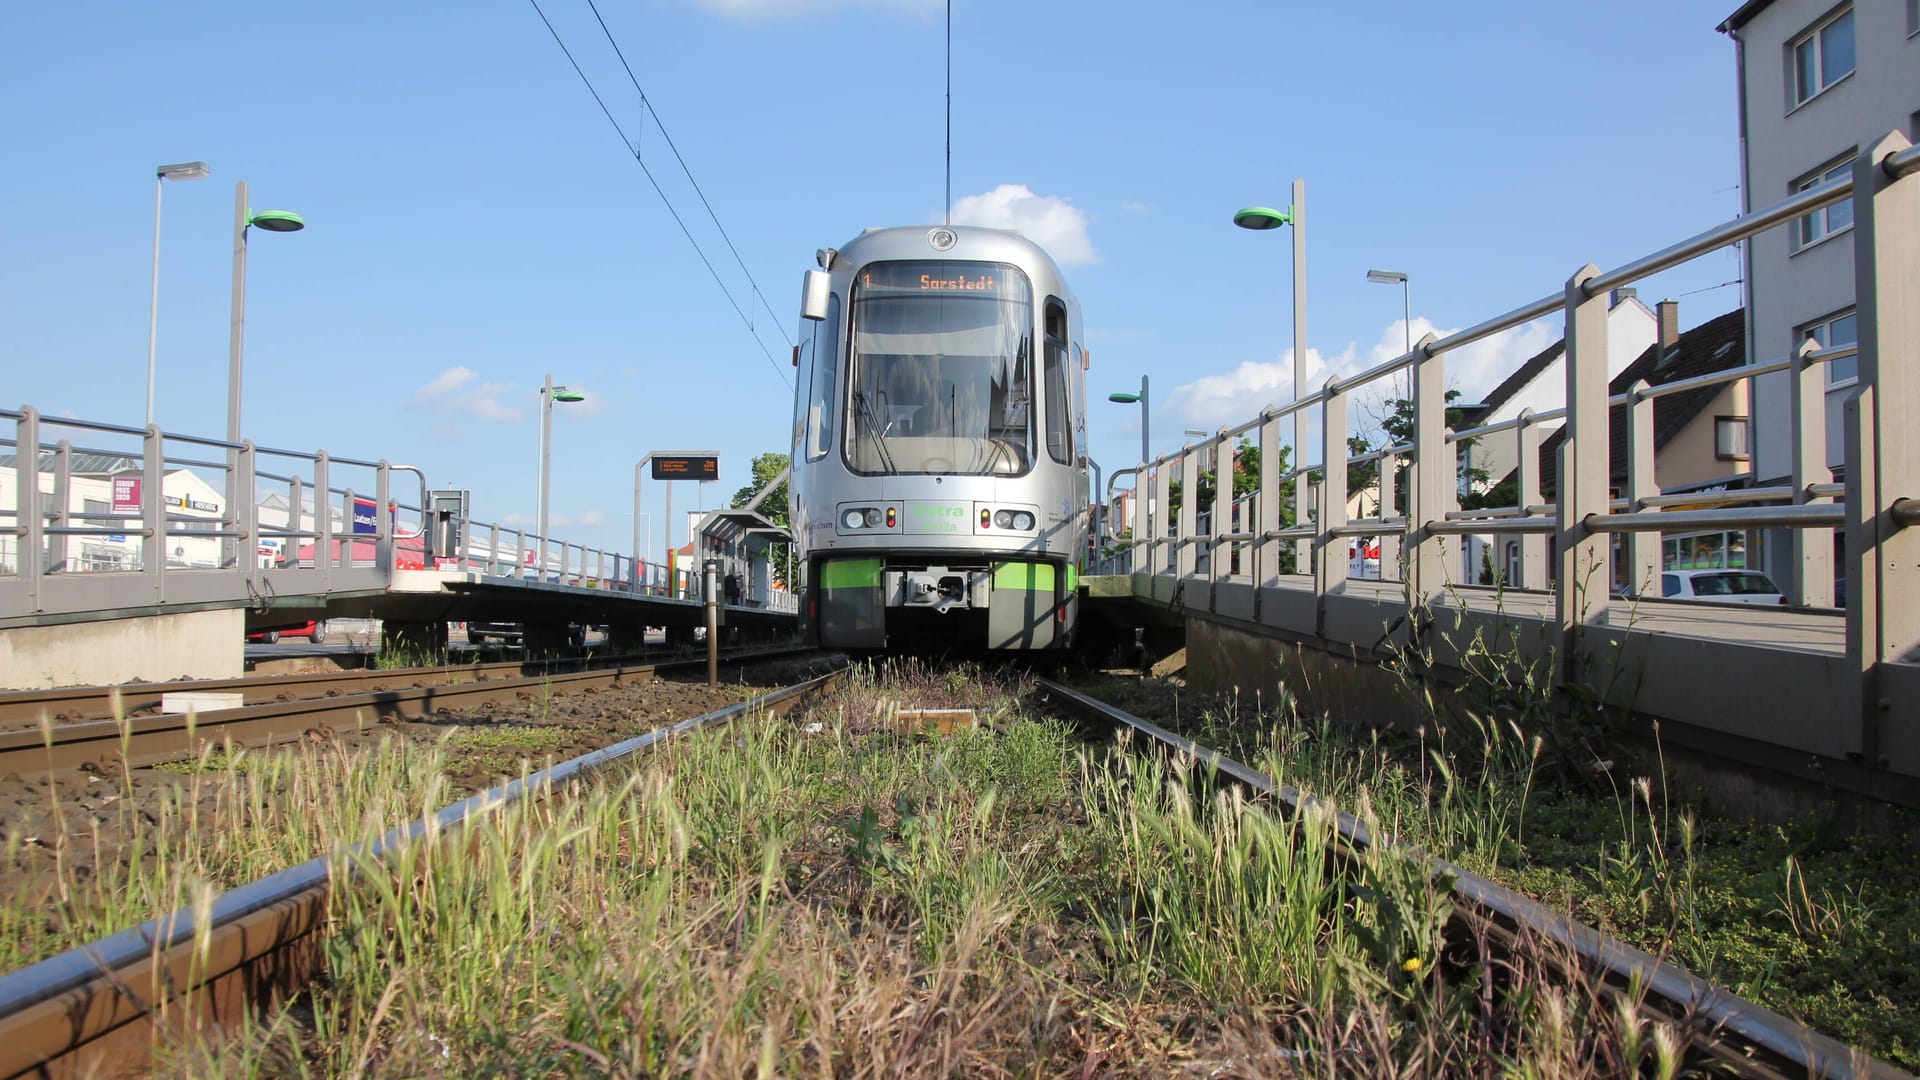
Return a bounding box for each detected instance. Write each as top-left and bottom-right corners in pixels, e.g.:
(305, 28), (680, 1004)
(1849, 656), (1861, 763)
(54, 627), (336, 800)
(1, 0), (1748, 566)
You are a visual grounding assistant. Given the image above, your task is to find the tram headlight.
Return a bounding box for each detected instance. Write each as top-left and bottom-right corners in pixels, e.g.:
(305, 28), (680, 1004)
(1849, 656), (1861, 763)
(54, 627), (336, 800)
(1012, 512), (1035, 531)
(842, 508), (866, 530)
(993, 510), (1014, 529)
(864, 508), (881, 528)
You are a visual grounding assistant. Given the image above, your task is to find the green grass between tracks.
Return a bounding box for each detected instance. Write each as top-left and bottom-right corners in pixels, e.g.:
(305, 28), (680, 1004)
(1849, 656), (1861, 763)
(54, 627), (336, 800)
(158, 663), (1694, 1077)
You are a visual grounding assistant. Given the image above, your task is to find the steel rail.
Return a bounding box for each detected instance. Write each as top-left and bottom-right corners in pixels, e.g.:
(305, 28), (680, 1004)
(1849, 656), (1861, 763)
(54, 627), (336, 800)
(0, 646), (823, 774)
(0, 647), (792, 730)
(0, 667), (845, 1078)
(1037, 678), (1910, 1080)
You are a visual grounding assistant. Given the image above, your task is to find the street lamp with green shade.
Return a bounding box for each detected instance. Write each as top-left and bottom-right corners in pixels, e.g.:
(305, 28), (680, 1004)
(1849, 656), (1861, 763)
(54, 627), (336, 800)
(1233, 178), (1308, 567)
(538, 376), (587, 578)
(227, 183), (307, 449)
(247, 209), (305, 233)
(1231, 206), (1292, 231)
(1107, 375), (1149, 467)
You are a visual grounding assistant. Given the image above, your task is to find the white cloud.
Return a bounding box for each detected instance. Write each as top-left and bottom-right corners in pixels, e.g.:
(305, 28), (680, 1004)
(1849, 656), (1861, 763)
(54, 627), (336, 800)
(1164, 316), (1561, 437)
(407, 366), (473, 406)
(1121, 200), (1152, 215)
(949, 184), (1099, 266)
(692, 0), (938, 20)
(405, 366), (526, 424)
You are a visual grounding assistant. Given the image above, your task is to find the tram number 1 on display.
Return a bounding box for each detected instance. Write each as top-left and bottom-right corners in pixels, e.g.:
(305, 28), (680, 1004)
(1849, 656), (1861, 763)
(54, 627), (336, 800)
(651, 455), (719, 481)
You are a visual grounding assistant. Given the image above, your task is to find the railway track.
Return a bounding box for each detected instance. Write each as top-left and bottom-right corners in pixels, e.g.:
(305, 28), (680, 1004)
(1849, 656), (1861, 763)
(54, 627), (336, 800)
(0, 667), (847, 1078)
(0, 647), (754, 731)
(0, 646), (822, 775)
(0, 662), (1904, 1077)
(1036, 676), (1910, 1080)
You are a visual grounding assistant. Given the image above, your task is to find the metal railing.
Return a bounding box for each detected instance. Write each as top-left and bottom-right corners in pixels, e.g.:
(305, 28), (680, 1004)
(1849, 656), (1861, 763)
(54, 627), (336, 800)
(0, 413), (800, 620)
(1099, 131), (1919, 750)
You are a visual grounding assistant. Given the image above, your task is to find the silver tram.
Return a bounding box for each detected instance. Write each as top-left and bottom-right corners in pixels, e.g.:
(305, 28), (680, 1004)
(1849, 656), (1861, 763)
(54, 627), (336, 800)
(788, 225), (1090, 650)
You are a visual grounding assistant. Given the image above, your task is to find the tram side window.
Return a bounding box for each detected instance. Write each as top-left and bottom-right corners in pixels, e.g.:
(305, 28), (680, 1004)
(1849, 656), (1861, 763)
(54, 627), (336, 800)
(806, 294), (841, 461)
(1044, 300), (1070, 464)
(792, 335), (813, 457)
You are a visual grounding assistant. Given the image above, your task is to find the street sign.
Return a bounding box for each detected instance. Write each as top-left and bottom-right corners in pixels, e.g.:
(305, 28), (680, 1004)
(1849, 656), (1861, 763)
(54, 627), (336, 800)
(651, 455), (719, 481)
(351, 497), (378, 536)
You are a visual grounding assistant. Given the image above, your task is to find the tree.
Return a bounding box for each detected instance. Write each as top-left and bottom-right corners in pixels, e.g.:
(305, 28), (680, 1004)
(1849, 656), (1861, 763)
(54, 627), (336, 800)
(730, 451), (791, 585)
(1367, 389), (1493, 514)
(1169, 439), (1300, 573)
(730, 451), (790, 527)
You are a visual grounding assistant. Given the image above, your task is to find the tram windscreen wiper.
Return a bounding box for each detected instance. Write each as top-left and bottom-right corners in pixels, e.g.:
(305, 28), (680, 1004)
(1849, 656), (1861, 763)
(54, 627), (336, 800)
(854, 391), (895, 472)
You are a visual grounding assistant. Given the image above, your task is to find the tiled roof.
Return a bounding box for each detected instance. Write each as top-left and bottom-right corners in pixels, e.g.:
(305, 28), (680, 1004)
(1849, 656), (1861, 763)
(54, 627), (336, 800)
(1536, 308), (1747, 494)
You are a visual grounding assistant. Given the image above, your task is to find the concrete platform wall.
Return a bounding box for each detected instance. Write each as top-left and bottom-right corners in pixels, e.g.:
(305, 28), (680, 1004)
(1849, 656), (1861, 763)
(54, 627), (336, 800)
(0, 609), (243, 689)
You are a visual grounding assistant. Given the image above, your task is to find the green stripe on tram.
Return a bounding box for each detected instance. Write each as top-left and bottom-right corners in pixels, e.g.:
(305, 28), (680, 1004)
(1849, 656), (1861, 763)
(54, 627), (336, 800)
(992, 562), (1055, 592)
(819, 558), (884, 590)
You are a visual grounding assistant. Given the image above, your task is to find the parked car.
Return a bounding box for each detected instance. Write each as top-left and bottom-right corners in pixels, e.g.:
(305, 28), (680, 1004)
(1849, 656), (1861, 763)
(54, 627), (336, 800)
(247, 620), (328, 644)
(1657, 569), (1786, 606)
(467, 621), (586, 651)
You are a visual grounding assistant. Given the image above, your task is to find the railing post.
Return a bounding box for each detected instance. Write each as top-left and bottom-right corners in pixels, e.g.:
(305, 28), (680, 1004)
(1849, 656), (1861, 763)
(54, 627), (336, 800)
(1791, 337), (1834, 607)
(18, 408), (41, 612)
(285, 473), (302, 568)
(1177, 448), (1199, 580)
(1256, 408), (1281, 590)
(340, 487), (356, 571)
(1847, 131), (1919, 768)
(143, 424), (165, 600)
(1131, 459), (1148, 576)
(375, 461), (393, 575)
(1151, 455), (1173, 577)
(1316, 377), (1349, 628)
(1405, 332), (1448, 606)
(238, 440), (259, 586)
(1377, 448), (1399, 581)
(1558, 264), (1612, 678)
(314, 452), (333, 592)
(1210, 429), (1231, 600)
(1516, 410), (1545, 589)
(1624, 381), (1658, 597)
(48, 439), (70, 575)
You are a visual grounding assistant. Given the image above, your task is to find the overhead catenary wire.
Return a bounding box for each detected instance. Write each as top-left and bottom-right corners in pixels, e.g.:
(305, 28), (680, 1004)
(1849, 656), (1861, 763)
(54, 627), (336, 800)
(528, 0), (792, 388)
(582, 0), (792, 350)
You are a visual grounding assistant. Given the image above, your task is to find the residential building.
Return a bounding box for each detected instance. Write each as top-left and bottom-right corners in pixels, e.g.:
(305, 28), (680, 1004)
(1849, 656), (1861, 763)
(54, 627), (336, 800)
(1719, 0), (1920, 586)
(1455, 291), (1657, 584)
(1487, 307), (1759, 593)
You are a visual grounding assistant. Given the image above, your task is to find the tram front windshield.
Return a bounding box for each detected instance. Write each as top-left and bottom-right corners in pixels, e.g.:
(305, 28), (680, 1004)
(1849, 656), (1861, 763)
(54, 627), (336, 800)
(846, 261), (1033, 476)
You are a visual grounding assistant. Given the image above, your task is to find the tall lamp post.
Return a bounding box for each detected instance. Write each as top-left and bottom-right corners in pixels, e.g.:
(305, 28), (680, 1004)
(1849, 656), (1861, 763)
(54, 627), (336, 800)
(147, 161), (209, 427)
(226, 180), (303, 570)
(1106, 374), (1149, 465)
(1234, 177), (1308, 566)
(226, 180), (305, 445)
(1366, 269), (1411, 355)
(537, 374), (586, 579)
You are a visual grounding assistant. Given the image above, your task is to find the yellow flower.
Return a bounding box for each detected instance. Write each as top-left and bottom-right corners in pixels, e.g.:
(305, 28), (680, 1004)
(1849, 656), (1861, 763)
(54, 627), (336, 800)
(1401, 957), (1423, 973)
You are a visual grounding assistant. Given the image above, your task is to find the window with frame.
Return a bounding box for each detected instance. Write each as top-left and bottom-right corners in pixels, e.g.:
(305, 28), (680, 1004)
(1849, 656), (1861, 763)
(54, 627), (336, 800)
(1800, 308), (1858, 384)
(1714, 416), (1751, 461)
(1790, 6), (1854, 107)
(1043, 300), (1071, 465)
(1792, 155), (1854, 249)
